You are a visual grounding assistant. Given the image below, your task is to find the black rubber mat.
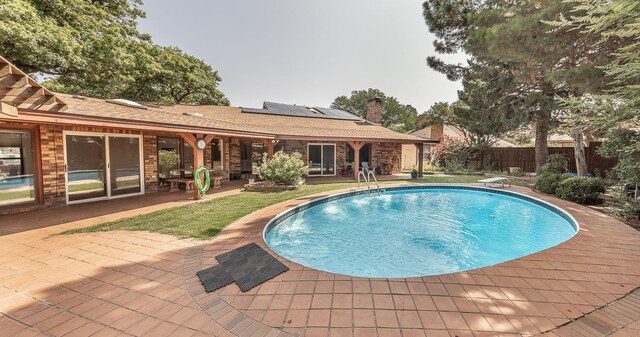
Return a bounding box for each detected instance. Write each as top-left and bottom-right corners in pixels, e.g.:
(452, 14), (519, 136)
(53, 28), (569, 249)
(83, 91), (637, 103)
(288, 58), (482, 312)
(196, 263), (234, 292)
(215, 243), (289, 292)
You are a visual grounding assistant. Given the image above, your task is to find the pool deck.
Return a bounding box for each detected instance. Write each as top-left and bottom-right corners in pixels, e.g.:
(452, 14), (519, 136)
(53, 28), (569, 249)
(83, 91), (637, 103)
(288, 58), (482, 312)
(0, 184), (639, 336)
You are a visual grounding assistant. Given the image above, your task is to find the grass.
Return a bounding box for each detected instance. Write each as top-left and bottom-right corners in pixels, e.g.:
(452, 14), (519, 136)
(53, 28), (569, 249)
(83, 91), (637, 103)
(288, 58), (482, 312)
(0, 190), (33, 202)
(62, 175), (491, 240)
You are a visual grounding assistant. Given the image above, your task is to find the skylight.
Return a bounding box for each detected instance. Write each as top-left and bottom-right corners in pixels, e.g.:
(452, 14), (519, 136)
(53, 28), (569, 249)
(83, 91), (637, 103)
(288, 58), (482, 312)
(106, 98), (147, 110)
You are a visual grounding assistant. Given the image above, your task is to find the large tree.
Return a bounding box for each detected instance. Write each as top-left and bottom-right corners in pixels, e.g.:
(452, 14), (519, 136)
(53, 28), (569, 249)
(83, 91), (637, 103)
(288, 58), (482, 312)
(421, 62), (526, 148)
(0, 0), (229, 105)
(331, 89), (418, 132)
(558, 0), (639, 206)
(423, 0), (610, 170)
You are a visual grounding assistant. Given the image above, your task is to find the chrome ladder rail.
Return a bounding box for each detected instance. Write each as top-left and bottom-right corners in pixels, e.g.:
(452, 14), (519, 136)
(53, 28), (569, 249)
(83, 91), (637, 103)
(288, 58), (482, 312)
(367, 170), (381, 195)
(357, 170), (371, 194)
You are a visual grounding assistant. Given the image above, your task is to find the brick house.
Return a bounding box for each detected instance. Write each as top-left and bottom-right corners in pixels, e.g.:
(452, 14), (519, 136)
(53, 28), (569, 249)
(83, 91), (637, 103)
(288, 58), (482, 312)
(0, 56), (424, 214)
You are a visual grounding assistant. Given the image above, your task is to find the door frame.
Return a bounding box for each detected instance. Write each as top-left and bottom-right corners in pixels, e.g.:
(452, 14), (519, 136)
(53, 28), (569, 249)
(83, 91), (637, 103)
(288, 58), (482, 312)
(307, 143), (337, 176)
(63, 131), (145, 205)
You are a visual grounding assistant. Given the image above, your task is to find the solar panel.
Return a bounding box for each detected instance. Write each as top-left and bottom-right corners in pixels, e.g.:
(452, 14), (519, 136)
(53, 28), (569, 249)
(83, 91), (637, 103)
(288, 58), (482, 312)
(242, 102), (363, 121)
(314, 107), (361, 121)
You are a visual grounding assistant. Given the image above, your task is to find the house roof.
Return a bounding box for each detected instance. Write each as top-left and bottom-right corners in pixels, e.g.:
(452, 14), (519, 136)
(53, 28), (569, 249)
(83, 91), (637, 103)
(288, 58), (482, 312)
(410, 124), (516, 147)
(0, 54), (421, 142)
(14, 93), (423, 142)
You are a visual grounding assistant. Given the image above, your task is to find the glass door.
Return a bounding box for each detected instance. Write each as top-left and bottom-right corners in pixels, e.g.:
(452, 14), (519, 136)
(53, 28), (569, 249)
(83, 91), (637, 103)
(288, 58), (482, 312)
(65, 132), (144, 204)
(65, 134), (107, 203)
(308, 143), (336, 176)
(108, 136), (142, 197)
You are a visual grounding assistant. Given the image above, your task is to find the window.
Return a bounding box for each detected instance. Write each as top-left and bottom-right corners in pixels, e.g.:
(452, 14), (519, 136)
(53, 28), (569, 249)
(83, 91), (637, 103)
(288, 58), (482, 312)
(423, 144), (432, 161)
(157, 137), (181, 179)
(0, 129), (36, 206)
(211, 139), (224, 171)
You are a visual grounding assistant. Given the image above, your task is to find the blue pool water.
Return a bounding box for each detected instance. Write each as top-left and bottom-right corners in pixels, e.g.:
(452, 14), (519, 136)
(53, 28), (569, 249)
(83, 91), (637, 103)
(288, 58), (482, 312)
(264, 187), (578, 278)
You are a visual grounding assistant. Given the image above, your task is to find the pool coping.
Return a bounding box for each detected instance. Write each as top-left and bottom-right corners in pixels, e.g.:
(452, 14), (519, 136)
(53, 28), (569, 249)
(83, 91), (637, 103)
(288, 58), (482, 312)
(184, 184), (640, 337)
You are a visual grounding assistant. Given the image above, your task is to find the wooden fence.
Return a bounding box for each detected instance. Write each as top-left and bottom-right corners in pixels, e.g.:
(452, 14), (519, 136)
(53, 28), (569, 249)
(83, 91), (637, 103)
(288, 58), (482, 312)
(472, 142), (618, 175)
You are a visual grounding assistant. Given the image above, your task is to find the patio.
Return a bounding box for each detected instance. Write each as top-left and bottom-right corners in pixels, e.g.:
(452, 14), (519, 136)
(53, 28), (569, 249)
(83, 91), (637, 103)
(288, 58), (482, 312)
(0, 184), (639, 336)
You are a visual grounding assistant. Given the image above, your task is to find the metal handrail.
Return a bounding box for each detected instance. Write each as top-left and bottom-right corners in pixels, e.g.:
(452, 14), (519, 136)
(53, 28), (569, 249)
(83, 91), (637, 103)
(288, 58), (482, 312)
(367, 170), (380, 194)
(357, 170), (370, 194)
(357, 168), (381, 196)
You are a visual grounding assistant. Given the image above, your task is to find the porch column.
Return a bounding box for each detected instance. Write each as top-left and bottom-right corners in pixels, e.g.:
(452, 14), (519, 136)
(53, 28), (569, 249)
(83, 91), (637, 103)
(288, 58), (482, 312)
(347, 141), (365, 180)
(262, 139), (275, 159)
(180, 133), (216, 200)
(415, 143), (424, 178)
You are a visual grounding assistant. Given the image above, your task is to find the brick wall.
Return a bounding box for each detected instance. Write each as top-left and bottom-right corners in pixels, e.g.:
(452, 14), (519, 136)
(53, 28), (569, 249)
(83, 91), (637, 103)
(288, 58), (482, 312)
(143, 133), (158, 192)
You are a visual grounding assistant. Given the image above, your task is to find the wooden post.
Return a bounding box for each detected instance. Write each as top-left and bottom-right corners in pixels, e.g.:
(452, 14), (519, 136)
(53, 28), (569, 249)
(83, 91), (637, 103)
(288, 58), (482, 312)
(262, 140), (275, 159)
(416, 143), (424, 178)
(347, 141), (365, 180)
(180, 133), (216, 200)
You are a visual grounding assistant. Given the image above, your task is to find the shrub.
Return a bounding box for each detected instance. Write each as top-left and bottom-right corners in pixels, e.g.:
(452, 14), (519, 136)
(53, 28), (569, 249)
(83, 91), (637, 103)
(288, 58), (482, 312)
(535, 173), (573, 194)
(257, 151), (308, 185)
(431, 136), (473, 171)
(538, 154), (569, 175)
(556, 177), (608, 205)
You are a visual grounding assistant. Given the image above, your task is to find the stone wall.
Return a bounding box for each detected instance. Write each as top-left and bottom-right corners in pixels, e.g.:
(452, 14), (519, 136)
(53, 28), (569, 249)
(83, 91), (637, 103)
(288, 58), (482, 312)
(371, 143), (402, 174)
(229, 138), (241, 174)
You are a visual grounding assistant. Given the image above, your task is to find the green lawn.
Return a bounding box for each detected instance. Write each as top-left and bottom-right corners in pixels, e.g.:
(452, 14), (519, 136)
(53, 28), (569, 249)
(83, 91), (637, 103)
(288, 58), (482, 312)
(61, 175), (489, 240)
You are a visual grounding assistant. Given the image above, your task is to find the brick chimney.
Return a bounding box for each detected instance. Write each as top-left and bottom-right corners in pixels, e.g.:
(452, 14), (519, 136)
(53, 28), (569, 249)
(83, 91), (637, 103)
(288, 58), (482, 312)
(430, 124), (444, 140)
(366, 97), (383, 124)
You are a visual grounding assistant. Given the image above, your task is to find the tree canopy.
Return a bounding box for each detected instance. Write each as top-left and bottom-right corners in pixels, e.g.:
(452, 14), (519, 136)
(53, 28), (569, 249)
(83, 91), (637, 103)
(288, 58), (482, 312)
(421, 63), (526, 148)
(331, 89), (418, 132)
(0, 0), (229, 105)
(422, 0), (620, 169)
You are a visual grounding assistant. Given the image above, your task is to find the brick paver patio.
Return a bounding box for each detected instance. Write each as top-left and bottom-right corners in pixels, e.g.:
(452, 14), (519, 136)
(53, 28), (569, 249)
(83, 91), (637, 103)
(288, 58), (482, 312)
(0, 185), (639, 336)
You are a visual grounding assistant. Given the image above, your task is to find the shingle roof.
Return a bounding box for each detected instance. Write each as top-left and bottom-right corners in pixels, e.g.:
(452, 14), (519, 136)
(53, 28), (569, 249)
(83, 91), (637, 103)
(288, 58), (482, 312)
(48, 93), (422, 142)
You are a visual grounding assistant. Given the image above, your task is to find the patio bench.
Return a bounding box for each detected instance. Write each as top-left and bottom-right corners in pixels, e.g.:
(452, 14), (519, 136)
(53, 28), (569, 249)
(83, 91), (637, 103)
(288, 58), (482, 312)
(478, 177), (511, 187)
(166, 178), (195, 192)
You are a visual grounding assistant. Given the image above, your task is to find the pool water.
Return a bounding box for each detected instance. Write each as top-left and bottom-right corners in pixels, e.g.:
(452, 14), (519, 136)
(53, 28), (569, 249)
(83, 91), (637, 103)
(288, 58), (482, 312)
(264, 187), (577, 278)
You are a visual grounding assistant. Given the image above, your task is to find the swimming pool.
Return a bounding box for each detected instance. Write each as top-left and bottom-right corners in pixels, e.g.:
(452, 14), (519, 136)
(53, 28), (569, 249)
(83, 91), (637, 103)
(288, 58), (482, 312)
(264, 186), (578, 278)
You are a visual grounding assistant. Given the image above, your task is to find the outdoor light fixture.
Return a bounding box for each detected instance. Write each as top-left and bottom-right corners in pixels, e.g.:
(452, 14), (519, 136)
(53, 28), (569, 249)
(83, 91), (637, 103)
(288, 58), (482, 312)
(196, 138), (207, 150)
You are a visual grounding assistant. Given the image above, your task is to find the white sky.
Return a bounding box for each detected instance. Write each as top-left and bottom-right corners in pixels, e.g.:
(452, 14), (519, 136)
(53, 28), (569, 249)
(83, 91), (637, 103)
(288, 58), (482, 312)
(138, 0), (466, 112)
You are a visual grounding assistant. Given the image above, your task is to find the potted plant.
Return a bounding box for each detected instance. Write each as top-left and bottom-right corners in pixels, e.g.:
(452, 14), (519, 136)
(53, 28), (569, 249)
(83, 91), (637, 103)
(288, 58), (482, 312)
(411, 166), (419, 179)
(341, 162), (349, 177)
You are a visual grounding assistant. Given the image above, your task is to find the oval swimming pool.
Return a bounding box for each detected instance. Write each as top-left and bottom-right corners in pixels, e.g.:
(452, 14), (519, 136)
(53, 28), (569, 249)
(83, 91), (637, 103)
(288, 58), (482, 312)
(264, 186), (578, 278)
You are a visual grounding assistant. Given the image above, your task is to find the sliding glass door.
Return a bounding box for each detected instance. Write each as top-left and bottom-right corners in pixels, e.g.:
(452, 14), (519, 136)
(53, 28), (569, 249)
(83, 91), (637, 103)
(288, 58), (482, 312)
(108, 136), (141, 196)
(65, 135), (107, 202)
(308, 143), (336, 176)
(0, 129), (37, 206)
(64, 132), (143, 204)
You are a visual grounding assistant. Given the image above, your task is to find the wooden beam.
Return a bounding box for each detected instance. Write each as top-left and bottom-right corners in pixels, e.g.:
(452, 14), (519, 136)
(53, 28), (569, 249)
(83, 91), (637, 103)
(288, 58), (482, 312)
(0, 64), (12, 77)
(0, 75), (28, 88)
(347, 141), (366, 180)
(262, 140), (275, 159)
(0, 102), (18, 117)
(416, 143), (424, 178)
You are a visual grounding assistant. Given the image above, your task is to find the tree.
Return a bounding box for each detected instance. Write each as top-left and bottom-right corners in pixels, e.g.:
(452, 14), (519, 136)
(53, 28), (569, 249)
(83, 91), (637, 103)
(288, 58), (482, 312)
(121, 46), (229, 105)
(0, 0), (229, 105)
(557, 0), (639, 215)
(331, 89), (418, 132)
(423, 0), (611, 170)
(420, 63), (526, 148)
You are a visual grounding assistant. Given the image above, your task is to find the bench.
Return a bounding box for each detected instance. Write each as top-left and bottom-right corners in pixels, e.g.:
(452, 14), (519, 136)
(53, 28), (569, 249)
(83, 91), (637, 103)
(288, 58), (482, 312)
(478, 177), (511, 187)
(166, 178), (195, 192)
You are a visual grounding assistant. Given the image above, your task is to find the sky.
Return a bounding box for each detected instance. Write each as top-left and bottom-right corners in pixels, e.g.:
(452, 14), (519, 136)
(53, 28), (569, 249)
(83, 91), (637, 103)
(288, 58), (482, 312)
(138, 0), (466, 113)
